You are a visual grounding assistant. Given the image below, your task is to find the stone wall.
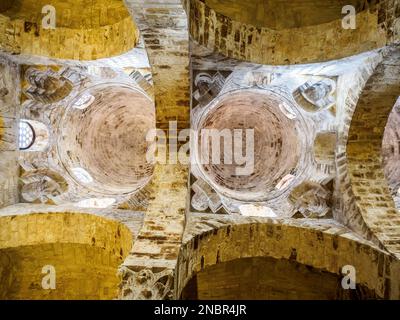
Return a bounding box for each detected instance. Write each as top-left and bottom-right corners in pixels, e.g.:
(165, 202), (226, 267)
(189, 0), (398, 65)
(182, 256), (379, 300)
(347, 45), (400, 257)
(0, 0), (139, 60)
(0, 57), (19, 209)
(334, 50), (384, 245)
(0, 211), (133, 299)
(118, 0), (190, 300)
(0, 203), (145, 239)
(0, 0), (399, 301)
(177, 214), (400, 299)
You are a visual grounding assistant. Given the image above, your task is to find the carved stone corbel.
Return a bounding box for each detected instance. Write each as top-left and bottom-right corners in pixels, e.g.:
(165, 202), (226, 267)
(293, 78), (336, 112)
(193, 72), (225, 106)
(191, 178), (222, 213)
(289, 181), (331, 218)
(118, 267), (174, 300)
(24, 68), (73, 104)
(20, 170), (67, 203)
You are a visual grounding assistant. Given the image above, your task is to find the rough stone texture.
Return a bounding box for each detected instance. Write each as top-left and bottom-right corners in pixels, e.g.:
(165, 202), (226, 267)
(182, 256), (379, 300)
(119, 0), (190, 300)
(0, 0), (399, 301)
(189, 0), (396, 65)
(382, 98), (400, 205)
(0, 203), (145, 239)
(125, 0), (190, 130)
(333, 48), (387, 245)
(204, 0), (365, 30)
(0, 57), (19, 209)
(178, 214), (400, 299)
(0, 211), (133, 299)
(0, 40), (151, 70)
(0, 0), (139, 60)
(347, 45), (400, 257)
(17, 66), (155, 206)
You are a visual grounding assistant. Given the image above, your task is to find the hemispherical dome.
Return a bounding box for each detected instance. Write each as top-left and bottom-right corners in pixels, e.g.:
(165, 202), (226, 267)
(194, 88), (307, 201)
(58, 84), (155, 195)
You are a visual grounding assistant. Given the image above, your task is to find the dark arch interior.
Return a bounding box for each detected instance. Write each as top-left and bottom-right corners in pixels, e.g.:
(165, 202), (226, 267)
(181, 257), (379, 300)
(0, 0), (13, 12)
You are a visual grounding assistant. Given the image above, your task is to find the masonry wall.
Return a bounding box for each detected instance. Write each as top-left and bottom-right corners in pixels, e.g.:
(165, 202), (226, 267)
(347, 45), (400, 257)
(178, 214), (400, 299)
(182, 256), (379, 300)
(0, 212), (132, 299)
(0, 57), (19, 208)
(189, 0), (394, 65)
(0, 0), (139, 60)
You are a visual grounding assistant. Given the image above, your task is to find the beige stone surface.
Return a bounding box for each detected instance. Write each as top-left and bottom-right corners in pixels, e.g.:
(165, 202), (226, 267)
(0, 211), (133, 299)
(0, 0), (139, 60)
(347, 45), (400, 257)
(178, 214), (400, 299)
(190, 0), (398, 65)
(0, 0), (399, 301)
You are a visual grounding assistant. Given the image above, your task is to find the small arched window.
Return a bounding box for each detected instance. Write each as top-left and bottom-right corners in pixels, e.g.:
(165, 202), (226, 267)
(18, 119), (49, 152)
(19, 121), (35, 150)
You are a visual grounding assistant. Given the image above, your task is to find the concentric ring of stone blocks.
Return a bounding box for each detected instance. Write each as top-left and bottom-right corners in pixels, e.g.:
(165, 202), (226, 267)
(57, 83), (155, 195)
(193, 88), (309, 202)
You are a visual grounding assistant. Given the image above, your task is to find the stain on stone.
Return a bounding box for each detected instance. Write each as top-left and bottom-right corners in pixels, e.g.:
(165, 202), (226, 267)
(289, 248), (297, 261)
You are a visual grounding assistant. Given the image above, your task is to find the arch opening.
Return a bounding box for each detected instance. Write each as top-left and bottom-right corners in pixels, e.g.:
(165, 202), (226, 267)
(181, 257), (379, 300)
(0, 212), (133, 300)
(347, 45), (400, 256)
(177, 219), (400, 299)
(0, 0), (139, 60)
(18, 119), (49, 152)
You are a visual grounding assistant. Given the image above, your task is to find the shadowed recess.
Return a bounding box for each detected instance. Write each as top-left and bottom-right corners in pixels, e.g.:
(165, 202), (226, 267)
(181, 257), (379, 300)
